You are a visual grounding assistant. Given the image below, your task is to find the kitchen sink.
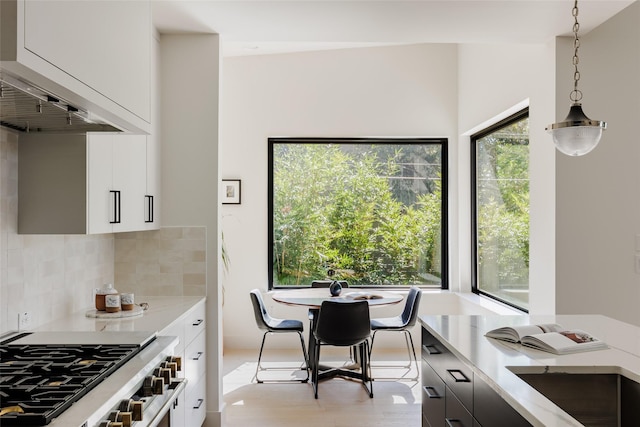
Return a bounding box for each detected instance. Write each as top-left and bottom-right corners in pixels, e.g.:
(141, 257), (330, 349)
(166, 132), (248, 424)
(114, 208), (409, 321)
(510, 369), (640, 427)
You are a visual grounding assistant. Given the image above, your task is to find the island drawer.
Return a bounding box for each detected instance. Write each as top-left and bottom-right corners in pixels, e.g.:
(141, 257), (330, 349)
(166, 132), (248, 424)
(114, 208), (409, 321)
(422, 328), (474, 409)
(422, 360), (445, 426)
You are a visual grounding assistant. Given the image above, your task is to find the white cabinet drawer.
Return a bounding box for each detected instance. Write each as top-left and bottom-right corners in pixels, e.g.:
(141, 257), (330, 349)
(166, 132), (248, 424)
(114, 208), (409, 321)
(184, 300), (206, 346)
(184, 330), (206, 386)
(185, 376), (206, 427)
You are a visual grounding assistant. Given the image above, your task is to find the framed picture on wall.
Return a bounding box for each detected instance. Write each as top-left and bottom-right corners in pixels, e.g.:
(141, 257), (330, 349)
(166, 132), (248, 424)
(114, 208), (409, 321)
(222, 179), (241, 204)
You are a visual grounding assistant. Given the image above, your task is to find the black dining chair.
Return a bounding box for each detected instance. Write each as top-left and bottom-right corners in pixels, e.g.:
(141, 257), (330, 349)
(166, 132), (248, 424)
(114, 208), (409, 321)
(309, 280), (352, 360)
(250, 289), (309, 383)
(311, 300), (373, 399)
(369, 286), (422, 381)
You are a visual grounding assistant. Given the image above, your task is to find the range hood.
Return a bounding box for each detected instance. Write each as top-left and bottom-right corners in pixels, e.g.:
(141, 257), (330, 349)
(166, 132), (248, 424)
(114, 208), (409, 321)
(0, 73), (121, 133)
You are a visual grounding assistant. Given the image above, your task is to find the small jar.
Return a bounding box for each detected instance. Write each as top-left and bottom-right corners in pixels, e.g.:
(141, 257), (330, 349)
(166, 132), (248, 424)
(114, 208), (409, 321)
(95, 284), (118, 311)
(105, 294), (121, 313)
(121, 293), (135, 311)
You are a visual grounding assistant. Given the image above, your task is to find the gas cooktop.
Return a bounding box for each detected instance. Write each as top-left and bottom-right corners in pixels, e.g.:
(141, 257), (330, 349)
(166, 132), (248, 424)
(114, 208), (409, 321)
(0, 332), (152, 426)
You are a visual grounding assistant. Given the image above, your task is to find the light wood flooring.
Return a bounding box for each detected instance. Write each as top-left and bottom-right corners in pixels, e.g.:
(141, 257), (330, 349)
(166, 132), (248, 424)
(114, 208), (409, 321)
(222, 347), (422, 426)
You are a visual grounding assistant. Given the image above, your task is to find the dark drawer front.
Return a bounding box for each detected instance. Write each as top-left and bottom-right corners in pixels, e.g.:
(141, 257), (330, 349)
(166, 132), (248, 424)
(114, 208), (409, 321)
(422, 328), (473, 409)
(422, 360), (446, 427)
(445, 390), (474, 427)
(473, 375), (532, 427)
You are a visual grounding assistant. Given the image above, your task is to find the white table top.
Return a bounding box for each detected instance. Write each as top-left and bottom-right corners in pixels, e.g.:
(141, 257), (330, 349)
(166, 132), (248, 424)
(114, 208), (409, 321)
(271, 288), (403, 308)
(419, 314), (640, 427)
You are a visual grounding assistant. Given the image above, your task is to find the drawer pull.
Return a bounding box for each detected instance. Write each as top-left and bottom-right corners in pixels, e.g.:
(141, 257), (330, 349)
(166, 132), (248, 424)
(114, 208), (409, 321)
(422, 344), (441, 355)
(445, 419), (464, 427)
(192, 351), (204, 361)
(447, 369), (470, 383)
(423, 386), (442, 399)
(193, 398), (204, 409)
(192, 319), (204, 326)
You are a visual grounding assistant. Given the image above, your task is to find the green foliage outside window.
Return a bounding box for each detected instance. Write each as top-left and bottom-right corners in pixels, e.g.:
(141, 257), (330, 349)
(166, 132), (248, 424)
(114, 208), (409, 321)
(476, 116), (530, 308)
(271, 141), (444, 287)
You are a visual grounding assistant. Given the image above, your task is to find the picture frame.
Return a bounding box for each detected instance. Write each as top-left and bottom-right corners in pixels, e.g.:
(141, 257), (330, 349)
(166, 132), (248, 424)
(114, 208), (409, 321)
(222, 179), (241, 204)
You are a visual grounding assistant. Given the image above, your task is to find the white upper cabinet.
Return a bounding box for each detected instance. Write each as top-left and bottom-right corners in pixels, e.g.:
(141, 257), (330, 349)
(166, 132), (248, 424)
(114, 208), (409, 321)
(87, 133), (147, 234)
(1, 0), (151, 133)
(19, 133), (148, 235)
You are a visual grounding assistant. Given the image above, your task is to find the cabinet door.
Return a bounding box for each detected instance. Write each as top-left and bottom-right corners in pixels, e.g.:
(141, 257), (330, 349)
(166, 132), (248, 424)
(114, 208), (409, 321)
(473, 375), (532, 427)
(112, 135), (146, 232)
(144, 135), (160, 229)
(445, 390), (473, 427)
(87, 133), (115, 234)
(185, 376), (206, 427)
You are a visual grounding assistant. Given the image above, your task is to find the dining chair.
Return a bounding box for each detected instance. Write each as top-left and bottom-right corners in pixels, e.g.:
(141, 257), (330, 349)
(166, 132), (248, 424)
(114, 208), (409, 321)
(249, 289), (309, 383)
(311, 300), (373, 398)
(309, 280), (352, 360)
(368, 286), (422, 381)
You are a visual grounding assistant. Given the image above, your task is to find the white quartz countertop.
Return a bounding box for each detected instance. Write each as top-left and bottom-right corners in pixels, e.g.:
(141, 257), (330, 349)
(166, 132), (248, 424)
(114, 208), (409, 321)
(31, 296), (205, 334)
(419, 314), (640, 427)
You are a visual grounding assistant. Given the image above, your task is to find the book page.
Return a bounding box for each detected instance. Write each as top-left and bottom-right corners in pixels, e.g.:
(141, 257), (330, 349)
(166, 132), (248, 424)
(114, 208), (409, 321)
(522, 330), (607, 354)
(342, 291), (383, 300)
(486, 324), (564, 342)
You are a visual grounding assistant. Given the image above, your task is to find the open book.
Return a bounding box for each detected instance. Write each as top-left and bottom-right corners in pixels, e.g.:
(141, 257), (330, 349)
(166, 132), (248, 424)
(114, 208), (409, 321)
(485, 323), (608, 355)
(342, 291), (383, 300)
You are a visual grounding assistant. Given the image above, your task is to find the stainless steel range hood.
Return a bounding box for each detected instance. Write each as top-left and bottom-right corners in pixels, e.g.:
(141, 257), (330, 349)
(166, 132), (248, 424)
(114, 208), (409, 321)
(0, 73), (121, 133)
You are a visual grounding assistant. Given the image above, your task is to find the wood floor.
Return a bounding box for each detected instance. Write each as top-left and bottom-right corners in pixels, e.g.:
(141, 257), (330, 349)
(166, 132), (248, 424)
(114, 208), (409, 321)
(222, 347), (422, 426)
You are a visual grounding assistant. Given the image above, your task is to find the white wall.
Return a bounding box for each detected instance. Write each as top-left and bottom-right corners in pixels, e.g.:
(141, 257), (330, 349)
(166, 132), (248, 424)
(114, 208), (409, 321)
(220, 44), (459, 349)
(556, 2), (640, 327)
(457, 43), (557, 315)
(160, 34), (223, 426)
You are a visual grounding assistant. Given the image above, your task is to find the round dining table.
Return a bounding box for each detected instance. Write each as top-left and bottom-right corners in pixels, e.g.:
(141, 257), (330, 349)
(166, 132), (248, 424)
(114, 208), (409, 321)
(271, 288), (403, 382)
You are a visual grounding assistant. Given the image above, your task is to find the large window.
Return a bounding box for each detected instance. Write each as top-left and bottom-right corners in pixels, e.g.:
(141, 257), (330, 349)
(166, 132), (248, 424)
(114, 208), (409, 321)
(269, 138), (447, 289)
(471, 109), (529, 311)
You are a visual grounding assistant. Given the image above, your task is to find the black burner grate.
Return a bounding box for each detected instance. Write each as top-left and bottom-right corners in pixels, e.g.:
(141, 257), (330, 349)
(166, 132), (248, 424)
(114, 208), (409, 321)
(0, 340), (142, 426)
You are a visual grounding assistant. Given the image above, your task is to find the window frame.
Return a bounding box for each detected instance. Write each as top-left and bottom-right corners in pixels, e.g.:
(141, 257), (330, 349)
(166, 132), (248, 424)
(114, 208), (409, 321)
(470, 108), (529, 312)
(268, 137), (448, 290)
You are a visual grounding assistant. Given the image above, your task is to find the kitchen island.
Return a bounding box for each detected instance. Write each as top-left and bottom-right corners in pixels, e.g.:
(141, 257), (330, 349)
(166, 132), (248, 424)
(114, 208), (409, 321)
(419, 314), (640, 427)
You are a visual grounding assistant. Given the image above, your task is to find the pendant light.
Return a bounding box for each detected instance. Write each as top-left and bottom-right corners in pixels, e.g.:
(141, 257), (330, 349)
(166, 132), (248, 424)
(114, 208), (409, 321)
(546, 0), (606, 156)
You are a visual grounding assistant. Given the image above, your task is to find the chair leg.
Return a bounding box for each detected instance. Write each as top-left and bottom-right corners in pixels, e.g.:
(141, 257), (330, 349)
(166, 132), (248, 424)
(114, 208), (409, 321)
(360, 340), (373, 398)
(312, 340), (320, 399)
(254, 331), (309, 383)
(254, 332), (268, 383)
(297, 331), (310, 382)
(368, 329), (419, 381)
(404, 330), (419, 377)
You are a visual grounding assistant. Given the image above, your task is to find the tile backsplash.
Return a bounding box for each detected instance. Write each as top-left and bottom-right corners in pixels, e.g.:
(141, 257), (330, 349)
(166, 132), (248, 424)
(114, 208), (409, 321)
(0, 129), (206, 334)
(0, 130), (114, 334)
(114, 227), (206, 297)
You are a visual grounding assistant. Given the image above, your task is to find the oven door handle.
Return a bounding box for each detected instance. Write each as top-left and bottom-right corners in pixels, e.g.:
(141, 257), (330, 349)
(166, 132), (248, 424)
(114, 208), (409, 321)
(144, 378), (188, 427)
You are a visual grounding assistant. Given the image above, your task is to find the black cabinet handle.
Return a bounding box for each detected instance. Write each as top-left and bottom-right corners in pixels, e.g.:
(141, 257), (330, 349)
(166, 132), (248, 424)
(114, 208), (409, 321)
(423, 386), (442, 399)
(193, 398), (204, 409)
(423, 344), (441, 355)
(109, 190), (121, 224)
(192, 351), (203, 361)
(445, 419), (464, 427)
(192, 319), (204, 326)
(145, 195), (154, 223)
(447, 369), (470, 383)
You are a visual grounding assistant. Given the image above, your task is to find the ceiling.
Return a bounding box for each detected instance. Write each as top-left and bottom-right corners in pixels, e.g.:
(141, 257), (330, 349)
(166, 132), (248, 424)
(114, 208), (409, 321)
(152, 0), (636, 57)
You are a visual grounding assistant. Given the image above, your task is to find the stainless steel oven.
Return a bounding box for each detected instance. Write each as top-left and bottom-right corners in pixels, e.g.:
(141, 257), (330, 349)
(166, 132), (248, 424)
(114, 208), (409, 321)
(0, 331), (186, 427)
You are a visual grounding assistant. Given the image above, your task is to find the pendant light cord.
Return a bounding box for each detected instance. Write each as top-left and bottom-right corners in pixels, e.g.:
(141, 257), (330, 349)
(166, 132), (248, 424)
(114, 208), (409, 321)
(570, 0), (582, 103)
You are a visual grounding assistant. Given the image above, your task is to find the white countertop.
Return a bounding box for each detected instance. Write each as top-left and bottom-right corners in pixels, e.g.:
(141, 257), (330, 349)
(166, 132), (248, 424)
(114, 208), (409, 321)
(30, 296), (205, 334)
(419, 314), (640, 427)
